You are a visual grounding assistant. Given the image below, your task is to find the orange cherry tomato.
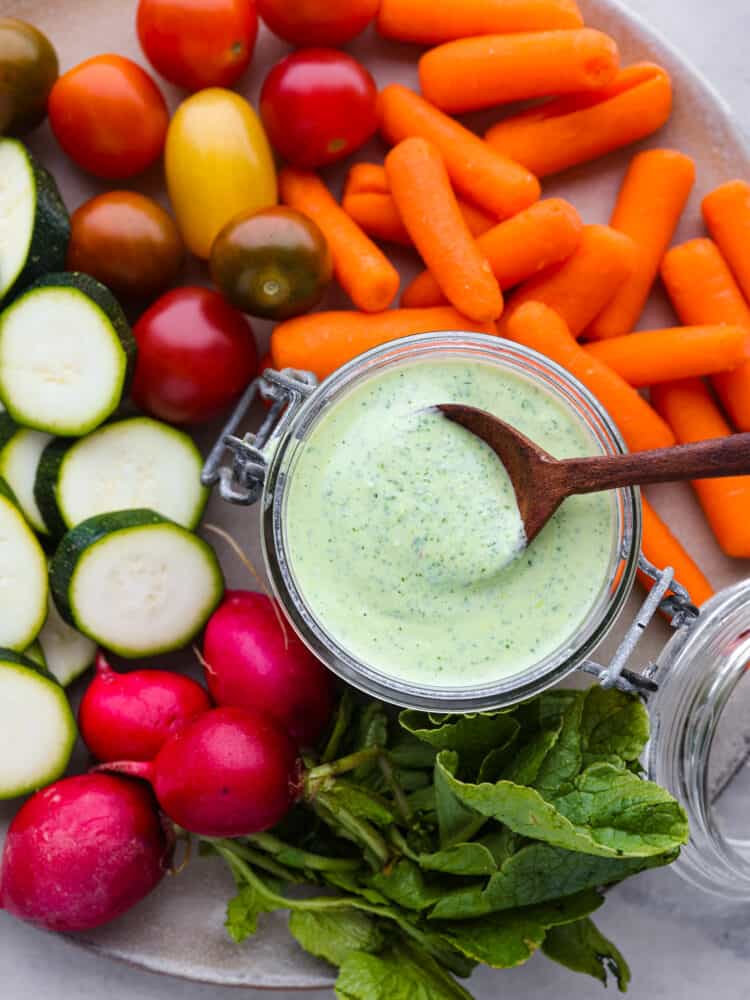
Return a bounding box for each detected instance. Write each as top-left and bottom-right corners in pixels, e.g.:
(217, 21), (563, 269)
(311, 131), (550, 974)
(48, 54), (168, 179)
(67, 191), (185, 300)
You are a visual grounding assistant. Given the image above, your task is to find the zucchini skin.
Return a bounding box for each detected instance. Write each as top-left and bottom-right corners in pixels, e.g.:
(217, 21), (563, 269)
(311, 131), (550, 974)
(1, 142), (71, 305)
(0, 473), (20, 508)
(0, 646), (60, 686)
(34, 436), (75, 540)
(25, 272), (138, 392)
(0, 412), (17, 451)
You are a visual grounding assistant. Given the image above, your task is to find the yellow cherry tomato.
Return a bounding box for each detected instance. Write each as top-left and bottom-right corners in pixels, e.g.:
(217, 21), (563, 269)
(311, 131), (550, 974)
(165, 88), (277, 259)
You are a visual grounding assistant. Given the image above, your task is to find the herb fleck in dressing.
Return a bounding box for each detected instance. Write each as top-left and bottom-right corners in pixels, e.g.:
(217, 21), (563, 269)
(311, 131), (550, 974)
(285, 359), (614, 687)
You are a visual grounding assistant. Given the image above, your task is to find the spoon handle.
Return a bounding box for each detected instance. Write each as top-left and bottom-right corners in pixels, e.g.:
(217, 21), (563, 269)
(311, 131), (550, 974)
(560, 433), (750, 495)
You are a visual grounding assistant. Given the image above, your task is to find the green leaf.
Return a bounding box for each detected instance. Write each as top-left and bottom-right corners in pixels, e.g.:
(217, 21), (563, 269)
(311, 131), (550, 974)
(399, 710), (520, 772)
(418, 842), (499, 876)
(438, 891), (603, 970)
(435, 753), (688, 859)
(225, 880), (283, 943)
(435, 751), (485, 848)
(368, 859), (444, 911)
(542, 917), (631, 992)
(532, 694), (585, 798)
(289, 910), (384, 968)
(335, 942), (474, 1000)
(429, 842), (677, 920)
(354, 703), (390, 780)
(324, 871), (389, 905)
(389, 735), (439, 770)
(477, 827), (523, 867)
(580, 687), (650, 767)
(500, 723), (563, 786)
(324, 782), (395, 828)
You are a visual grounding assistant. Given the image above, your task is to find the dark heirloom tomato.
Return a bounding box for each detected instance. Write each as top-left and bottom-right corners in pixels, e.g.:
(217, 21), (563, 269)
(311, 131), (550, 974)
(137, 0), (258, 92)
(257, 0), (379, 47)
(210, 207), (332, 321)
(260, 49), (378, 169)
(48, 54), (168, 179)
(132, 287), (258, 425)
(0, 18), (58, 136)
(67, 191), (184, 300)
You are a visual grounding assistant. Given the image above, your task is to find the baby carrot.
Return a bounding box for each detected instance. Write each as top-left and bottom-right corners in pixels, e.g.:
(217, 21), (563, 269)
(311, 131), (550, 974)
(271, 308), (497, 381)
(497, 225), (637, 338)
(506, 302), (675, 452)
(377, 84), (541, 219)
(385, 138), (503, 323)
(702, 180), (750, 302)
(586, 326), (749, 387)
(279, 167), (399, 314)
(377, 0), (583, 44)
(651, 378), (750, 558)
(402, 198), (583, 307)
(639, 498), (713, 607)
(485, 63), (672, 177)
(342, 191), (495, 247)
(344, 163), (389, 197)
(419, 30), (620, 114)
(661, 239), (750, 431)
(588, 149), (696, 339)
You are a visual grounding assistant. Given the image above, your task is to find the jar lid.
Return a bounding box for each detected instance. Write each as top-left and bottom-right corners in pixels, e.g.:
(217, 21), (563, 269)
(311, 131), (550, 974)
(647, 581), (750, 899)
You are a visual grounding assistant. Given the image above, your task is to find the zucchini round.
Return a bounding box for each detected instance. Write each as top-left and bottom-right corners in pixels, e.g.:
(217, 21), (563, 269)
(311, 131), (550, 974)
(35, 417), (208, 538)
(0, 481), (48, 649)
(0, 648), (77, 799)
(0, 138), (70, 305)
(0, 272), (136, 436)
(36, 589), (96, 687)
(0, 411), (52, 533)
(50, 509), (224, 659)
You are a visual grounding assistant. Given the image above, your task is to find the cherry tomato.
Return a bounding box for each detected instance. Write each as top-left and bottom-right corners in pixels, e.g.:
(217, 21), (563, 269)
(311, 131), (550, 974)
(67, 192), (184, 300)
(0, 18), (58, 136)
(132, 287), (258, 425)
(137, 0), (258, 91)
(166, 88), (277, 259)
(260, 49), (377, 169)
(48, 54), (168, 179)
(257, 0), (378, 47)
(210, 207), (332, 320)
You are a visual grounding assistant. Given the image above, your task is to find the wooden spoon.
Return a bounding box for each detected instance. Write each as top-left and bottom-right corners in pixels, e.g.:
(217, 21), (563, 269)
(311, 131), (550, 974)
(437, 404), (750, 544)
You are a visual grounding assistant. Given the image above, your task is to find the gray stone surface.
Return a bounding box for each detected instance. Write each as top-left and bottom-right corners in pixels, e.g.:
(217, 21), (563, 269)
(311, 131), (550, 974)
(2, 1), (750, 997)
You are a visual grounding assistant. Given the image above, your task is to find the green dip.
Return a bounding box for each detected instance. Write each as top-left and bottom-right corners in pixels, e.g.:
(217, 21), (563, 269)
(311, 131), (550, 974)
(285, 359), (614, 688)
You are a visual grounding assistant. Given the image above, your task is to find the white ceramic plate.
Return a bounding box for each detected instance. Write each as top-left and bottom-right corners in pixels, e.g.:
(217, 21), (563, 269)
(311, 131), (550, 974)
(4, 0), (750, 988)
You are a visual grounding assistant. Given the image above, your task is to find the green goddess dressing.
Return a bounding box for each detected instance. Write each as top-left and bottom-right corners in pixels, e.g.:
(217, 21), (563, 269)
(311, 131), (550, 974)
(285, 359), (614, 687)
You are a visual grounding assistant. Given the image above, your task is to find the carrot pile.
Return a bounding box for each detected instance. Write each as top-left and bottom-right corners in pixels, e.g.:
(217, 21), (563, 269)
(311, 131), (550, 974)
(265, 0), (750, 607)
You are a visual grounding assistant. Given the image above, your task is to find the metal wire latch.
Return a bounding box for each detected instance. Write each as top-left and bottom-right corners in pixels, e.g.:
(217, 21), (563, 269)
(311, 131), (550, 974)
(581, 554), (701, 696)
(201, 368), (317, 505)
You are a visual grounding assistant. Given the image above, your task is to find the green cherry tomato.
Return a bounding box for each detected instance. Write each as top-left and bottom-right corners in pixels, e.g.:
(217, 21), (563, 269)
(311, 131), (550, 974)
(210, 206), (332, 321)
(0, 18), (59, 136)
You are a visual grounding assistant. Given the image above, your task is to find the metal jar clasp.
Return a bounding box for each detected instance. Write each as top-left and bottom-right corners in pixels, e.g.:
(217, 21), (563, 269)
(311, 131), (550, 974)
(201, 368), (318, 506)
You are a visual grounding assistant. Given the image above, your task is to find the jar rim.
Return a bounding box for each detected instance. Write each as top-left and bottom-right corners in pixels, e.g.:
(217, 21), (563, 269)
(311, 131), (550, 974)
(261, 332), (642, 712)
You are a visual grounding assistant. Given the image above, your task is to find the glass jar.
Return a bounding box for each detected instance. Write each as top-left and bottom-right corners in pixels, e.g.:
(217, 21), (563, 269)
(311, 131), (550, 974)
(646, 581), (750, 899)
(204, 329), (750, 901)
(207, 331), (641, 712)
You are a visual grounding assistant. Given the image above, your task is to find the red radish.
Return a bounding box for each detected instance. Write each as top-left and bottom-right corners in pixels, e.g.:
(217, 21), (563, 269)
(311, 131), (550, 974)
(103, 706), (301, 837)
(203, 591), (334, 747)
(0, 774), (170, 932)
(79, 653), (212, 762)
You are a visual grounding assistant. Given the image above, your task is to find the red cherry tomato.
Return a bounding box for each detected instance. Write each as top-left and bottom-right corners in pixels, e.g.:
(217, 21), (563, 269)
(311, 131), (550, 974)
(132, 287), (258, 425)
(257, 0), (378, 47)
(260, 49), (377, 169)
(137, 0), (258, 91)
(48, 54), (168, 179)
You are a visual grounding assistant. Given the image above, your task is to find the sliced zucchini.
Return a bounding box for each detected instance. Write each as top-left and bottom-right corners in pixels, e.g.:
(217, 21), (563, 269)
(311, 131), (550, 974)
(36, 590), (96, 687)
(0, 139), (70, 305)
(50, 509), (224, 659)
(0, 479), (48, 649)
(0, 272), (137, 436)
(0, 412), (52, 533)
(35, 417), (208, 538)
(23, 639), (46, 667)
(0, 649), (77, 799)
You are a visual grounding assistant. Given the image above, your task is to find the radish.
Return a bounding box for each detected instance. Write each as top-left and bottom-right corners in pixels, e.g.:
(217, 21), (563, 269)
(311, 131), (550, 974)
(202, 591), (334, 747)
(79, 652), (212, 762)
(0, 774), (170, 932)
(103, 706), (302, 837)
